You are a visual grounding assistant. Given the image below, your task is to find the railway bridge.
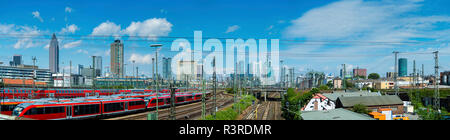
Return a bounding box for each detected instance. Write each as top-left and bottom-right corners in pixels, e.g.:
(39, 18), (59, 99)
(247, 87), (286, 101)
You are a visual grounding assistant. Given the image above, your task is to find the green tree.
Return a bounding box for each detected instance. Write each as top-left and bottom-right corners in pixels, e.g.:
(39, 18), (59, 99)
(225, 88), (235, 94)
(310, 88), (320, 94)
(344, 80), (354, 89)
(368, 73), (380, 80)
(326, 81), (333, 88)
(352, 104), (370, 114)
(281, 88), (315, 120)
(318, 85), (329, 90)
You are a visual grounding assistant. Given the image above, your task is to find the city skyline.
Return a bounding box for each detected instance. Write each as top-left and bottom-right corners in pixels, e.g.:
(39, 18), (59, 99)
(0, 0), (449, 77)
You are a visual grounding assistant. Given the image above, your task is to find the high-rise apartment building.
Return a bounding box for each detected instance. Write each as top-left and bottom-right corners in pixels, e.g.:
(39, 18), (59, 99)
(110, 40), (124, 78)
(93, 56), (102, 77)
(10, 55), (22, 66)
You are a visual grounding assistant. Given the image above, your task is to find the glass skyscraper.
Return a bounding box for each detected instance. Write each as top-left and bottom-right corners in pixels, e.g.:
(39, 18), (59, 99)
(399, 58), (407, 77)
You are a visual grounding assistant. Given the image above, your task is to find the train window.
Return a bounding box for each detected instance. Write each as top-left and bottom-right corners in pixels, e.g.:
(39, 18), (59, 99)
(104, 102), (124, 112)
(165, 98), (171, 104)
(0, 105), (15, 111)
(129, 101), (144, 106)
(176, 97), (185, 102)
(187, 96), (193, 99)
(73, 104), (100, 116)
(158, 99), (164, 103)
(44, 106), (65, 114)
(150, 99), (156, 104)
(25, 107), (44, 115)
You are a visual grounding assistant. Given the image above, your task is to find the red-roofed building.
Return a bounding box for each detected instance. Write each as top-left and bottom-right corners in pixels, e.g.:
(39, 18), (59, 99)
(302, 94), (336, 111)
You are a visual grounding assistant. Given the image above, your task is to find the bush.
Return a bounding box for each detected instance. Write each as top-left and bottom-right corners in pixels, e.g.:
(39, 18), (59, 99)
(318, 85), (329, 90)
(352, 104), (370, 114)
(281, 88), (315, 120)
(204, 95), (255, 120)
(225, 88), (235, 94)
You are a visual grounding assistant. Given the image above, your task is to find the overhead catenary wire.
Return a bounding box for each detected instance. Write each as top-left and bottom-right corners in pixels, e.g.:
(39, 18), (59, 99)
(0, 33), (448, 45)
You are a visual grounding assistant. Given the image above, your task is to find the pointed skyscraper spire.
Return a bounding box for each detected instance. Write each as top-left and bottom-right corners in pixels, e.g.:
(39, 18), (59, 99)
(52, 33), (57, 40)
(49, 33), (59, 73)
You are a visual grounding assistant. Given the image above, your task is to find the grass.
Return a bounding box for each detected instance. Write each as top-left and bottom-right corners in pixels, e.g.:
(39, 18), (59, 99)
(203, 95), (256, 120)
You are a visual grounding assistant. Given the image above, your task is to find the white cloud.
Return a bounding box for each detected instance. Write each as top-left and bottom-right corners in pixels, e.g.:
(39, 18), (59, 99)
(225, 25), (239, 33)
(104, 49), (110, 56)
(44, 44), (49, 49)
(63, 40), (82, 49)
(91, 21), (122, 37)
(60, 24), (79, 34)
(280, 0), (450, 74)
(129, 53), (153, 64)
(65, 7), (73, 13)
(124, 18), (172, 40)
(0, 24), (44, 49)
(91, 18), (173, 40)
(32, 11), (44, 22)
(14, 38), (35, 49)
(76, 49), (89, 54)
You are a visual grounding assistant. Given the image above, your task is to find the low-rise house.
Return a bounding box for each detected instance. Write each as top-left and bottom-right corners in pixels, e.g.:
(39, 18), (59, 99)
(333, 78), (342, 89)
(374, 81), (395, 89)
(336, 95), (404, 114)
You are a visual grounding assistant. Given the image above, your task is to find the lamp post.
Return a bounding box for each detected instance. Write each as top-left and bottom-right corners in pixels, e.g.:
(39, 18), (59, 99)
(150, 44), (163, 120)
(132, 60), (135, 89)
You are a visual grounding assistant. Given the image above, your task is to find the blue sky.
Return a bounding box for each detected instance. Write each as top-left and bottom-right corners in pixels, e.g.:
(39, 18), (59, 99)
(0, 0), (449, 77)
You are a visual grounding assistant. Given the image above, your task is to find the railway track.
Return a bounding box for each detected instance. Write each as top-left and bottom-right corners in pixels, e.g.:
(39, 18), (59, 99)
(159, 92), (234, 120)
(242, 93), (282, 120)
(104, 91), (233, 120)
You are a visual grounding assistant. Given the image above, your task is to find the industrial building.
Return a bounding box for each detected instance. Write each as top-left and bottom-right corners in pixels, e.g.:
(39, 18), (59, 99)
(336, 95), (404, 114)
(322, 91), (381, 102)
(0, 65), (52, 83)
(301, 108), (375, 120)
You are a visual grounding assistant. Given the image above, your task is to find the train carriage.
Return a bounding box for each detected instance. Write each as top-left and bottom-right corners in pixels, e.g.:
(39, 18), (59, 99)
(0, 99), (34, 115)
(101, 98), (146, 116)
(146, 95), (170, 109)
(12, 100), (103, 120)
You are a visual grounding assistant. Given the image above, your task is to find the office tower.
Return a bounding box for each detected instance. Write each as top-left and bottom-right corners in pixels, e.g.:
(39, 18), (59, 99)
(49, 33), (59, 73)
(399, 58), (407, 77)
(93, 56), (102, 77)
(110, 40), (124, 78)
(78, 64), (84, 75)
(162, 57), (172, 79)
(353, 68), (367, 78)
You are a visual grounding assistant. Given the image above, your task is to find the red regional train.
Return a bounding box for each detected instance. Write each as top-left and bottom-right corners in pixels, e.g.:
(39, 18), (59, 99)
(0, 88), (199, 99)
(11, 92), (208, 120)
